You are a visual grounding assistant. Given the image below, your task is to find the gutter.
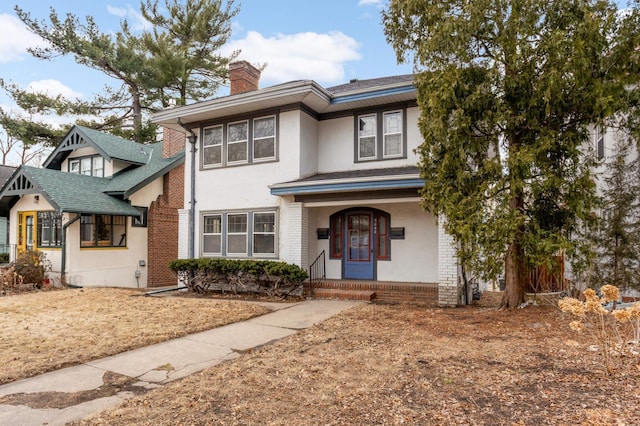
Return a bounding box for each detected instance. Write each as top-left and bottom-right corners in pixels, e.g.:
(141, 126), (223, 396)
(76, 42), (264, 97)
(176, 119), (197, 259)
(61, 214), (81, 284)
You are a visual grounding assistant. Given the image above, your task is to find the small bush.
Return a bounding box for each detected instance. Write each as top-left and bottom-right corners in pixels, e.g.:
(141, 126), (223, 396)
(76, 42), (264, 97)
(169, 258), (308, 298)
(13, 250), (51, 287)
(559, 285), (640, 375)
(0, 253), (9, 264)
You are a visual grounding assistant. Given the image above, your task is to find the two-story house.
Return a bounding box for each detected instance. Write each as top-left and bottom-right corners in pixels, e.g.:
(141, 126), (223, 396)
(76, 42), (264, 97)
(0, 125), (185, 288)
(153, 61), (461, 306)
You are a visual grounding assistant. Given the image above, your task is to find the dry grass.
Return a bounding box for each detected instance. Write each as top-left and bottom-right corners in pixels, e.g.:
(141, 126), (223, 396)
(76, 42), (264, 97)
(0, 288), (270, 384)
(78, 304), (640, 426)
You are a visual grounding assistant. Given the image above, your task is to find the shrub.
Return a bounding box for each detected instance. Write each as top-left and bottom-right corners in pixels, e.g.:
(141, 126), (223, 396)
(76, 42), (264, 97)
(559, 285), (640, 375)
(169, 258), (308, 298)
(13, 250), (51, 287)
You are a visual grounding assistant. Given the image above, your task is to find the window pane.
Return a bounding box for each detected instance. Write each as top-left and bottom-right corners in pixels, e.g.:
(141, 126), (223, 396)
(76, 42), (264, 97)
(228, 214), (247, 232)
(69, 160), (80, 174)
(228, 235), (246, 254)
(203, 126), (222, 146)
(203, 235), (222, 253)
(92, 157), (104, 177)
(81, 158), (92, 175)
(96, 215), (112, 246)
(359, 115), (375, 137)
(359, 137), (376, 159)
(203, 145), (222, 165)
(254, 117), (275, 139)
(384, 134), (402, 156)
(80, 215), (95, 247)
(253, 235), (275, 254)
(204, 215), (222, 233)
(228, 142), (247, 162)
(254, 137), (275, 159)
(383, 111), (403, 157)
(253, 212), (275, 255)
(253, 213), (275, 233)
(228, 122), (248, 143)
(113, 216), (126, 246)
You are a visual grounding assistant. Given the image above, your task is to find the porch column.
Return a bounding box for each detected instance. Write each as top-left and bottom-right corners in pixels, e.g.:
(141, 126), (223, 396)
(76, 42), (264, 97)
(283, 201), (308, 269)
(437, 216), (459, 307)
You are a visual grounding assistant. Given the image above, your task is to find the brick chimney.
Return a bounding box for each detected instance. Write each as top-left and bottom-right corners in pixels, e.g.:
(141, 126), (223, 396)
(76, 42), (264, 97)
(162, 127), (186, 159)
(229, 61), (261, 95)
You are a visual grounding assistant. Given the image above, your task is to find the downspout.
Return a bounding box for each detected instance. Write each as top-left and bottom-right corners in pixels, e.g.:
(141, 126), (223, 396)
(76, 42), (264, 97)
(176, 119), (197, 259)
(61, 213), (80, 285)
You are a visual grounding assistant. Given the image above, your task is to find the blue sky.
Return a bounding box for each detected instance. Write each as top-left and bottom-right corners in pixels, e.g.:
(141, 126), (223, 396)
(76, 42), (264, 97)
(0, 0), (412, 115)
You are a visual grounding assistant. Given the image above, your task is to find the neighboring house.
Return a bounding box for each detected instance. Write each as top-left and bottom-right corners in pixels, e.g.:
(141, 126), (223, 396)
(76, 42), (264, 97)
(153, 61), (461, 306)
(0, 165), (16, 260)
(0, 125), (185, 288)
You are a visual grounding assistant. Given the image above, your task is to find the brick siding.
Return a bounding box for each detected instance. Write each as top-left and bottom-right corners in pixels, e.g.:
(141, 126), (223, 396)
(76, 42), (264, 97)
(147, 128), (185, 287)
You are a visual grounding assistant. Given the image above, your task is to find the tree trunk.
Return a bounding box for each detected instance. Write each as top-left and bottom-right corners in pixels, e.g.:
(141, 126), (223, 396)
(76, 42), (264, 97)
(501, 240), (527, 308)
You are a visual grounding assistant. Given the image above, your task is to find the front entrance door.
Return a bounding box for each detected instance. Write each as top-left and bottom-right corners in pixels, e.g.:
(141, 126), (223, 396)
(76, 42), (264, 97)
(343, 212), (374, 279)
(18, 211), (36, 254)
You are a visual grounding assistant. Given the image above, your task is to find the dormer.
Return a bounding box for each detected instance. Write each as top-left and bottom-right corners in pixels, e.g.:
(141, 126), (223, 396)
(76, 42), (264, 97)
(43, 126), (152, 178)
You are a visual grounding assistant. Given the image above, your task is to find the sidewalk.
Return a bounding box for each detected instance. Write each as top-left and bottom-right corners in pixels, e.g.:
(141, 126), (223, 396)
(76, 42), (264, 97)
(0, 299), (362, 426)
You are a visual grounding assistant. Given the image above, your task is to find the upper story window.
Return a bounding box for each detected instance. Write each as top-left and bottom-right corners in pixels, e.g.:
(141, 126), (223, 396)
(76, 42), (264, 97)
(356, 109), (406, 162)
(202, 115), (277, 168)
(69, 155), (104, 177)
(595, 127), (605, 160)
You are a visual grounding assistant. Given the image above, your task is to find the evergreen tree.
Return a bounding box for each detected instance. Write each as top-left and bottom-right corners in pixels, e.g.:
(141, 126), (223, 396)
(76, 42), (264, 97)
(2, 0), (238, 145)
(383, 0), (640, 307)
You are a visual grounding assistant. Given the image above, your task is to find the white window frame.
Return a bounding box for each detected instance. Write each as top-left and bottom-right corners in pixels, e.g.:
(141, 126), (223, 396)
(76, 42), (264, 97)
(252, 211), (276, 255)
(596, 127), (605, 160)
(252, 115), (276, 162)
(202, 214), (222, 255)
(358, 113), (377, 161)
(227, 120), (249, 165)
(383, 110), (403, 158)
(202, 125), (223, 167)
(226, 213), (248, 256)
(69, 159), (80, 174)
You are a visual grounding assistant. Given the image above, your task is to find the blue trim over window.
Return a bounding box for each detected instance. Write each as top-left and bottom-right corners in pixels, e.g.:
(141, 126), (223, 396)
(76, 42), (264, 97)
(270, 178), (423, 196)
(331, 86), (416, 105)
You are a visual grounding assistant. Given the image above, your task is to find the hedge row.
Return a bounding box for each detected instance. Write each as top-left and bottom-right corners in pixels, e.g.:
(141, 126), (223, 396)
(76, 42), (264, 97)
(169, 258), (308, 297)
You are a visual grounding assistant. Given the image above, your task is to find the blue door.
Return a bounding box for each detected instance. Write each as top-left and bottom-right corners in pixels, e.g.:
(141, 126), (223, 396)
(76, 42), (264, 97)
(343, 212), (375, 279)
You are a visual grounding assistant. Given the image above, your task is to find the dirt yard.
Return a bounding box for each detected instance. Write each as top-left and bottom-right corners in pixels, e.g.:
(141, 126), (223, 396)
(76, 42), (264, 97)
(0, 288), (270, 384)
(75, 303), (640, 426)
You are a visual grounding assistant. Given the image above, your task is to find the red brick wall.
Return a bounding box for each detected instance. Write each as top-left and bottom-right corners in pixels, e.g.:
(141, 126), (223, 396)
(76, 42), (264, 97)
(229, 61), (261, 95)
(162, 127), (186, 159)
(147, 149), (185, 288)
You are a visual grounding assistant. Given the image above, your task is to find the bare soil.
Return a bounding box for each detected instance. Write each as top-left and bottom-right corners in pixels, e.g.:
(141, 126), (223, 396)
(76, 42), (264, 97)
(0, 287), (270, 384)
(76, 304), (640, 426)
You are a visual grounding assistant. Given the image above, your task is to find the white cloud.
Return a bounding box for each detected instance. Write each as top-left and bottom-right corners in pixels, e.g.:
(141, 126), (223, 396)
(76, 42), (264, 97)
(106, 5), (128, 17)
(358, 0), (382, 5)
(27, 80), (84, 100)
(105, 4), (152, 31)
(223, 31), (361, 85)
(0, 14), (48, 64)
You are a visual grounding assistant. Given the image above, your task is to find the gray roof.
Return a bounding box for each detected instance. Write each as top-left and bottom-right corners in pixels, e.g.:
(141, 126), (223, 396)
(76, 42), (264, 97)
(326, 75), (415, 95)
(15, 166), (141, 216)
(0, 130), (184, 216)
(285, 166), (420, 183)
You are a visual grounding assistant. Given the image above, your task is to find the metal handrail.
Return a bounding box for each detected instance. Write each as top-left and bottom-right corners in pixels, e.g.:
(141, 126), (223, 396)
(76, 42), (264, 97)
(308, 250), (326, 297)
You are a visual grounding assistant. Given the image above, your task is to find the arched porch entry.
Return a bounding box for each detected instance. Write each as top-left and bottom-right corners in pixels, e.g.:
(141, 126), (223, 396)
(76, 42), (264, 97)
(329, 207), (390, 280)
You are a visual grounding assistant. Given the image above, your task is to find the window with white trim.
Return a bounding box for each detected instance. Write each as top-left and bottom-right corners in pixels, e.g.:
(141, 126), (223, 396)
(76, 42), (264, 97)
(37, 211), (62, 248)
(69, 155), (104, 177)
(201, 115), (277, 168)
(355, 109), (406, 162)
(201, 210), (277, 257)
(596, 127), (605, 160)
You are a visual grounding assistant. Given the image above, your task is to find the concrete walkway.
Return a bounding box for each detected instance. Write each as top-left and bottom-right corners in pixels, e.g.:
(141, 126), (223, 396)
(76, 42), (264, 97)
(0, 299), (362, 426)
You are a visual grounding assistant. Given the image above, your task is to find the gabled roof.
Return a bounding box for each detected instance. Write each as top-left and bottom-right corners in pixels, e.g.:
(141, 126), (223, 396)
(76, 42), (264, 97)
(0, 166), (141, 216)
(153, 74), (417, 132)
(104, 142), (185, 198)
(43, 125), (152, 170)
(0, 129), (185, 217)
